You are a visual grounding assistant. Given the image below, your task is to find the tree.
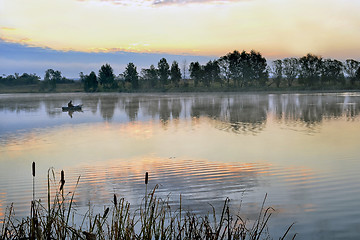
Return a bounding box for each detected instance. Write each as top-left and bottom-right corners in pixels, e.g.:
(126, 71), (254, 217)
(356, 67), (360, 83)
(83, 71), (98, 92)
(283, 58), (299, 87)
(170, 61), (182, 87)
(141, 64), (158, 88)
(53, 70), (63, 83)
(98, 64), (115, 89)
(321, 59), (344, 86)
(272, 60), (283, 88)
(182, 59), (187, 80)
(43, 69), (58, 91)
(158, 58), (170, 86)
(124, 62), (139, 89)
(218, 56), (231, 87)
(225, 50), (242, 87)
(203, 60), (221, 87)
(249, 50), (268, 86)
(238, 50), (252, 87)
(298, 53), (322, 86)
(344, 59), (360, 85)
(222, 50), (267, 87)
(189, 61), (203, 87)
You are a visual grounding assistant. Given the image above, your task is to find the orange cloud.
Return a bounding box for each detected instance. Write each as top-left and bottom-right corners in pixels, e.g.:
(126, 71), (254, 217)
(1, 26), (16, 31)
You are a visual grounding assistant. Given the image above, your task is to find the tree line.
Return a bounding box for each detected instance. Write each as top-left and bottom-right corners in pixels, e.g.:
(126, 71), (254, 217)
(1, 50), (360, 92)
(0, 69), (74, 91)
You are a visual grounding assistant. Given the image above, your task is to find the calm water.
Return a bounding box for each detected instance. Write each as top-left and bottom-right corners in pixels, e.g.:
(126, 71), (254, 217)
(1, 92), (360, 239)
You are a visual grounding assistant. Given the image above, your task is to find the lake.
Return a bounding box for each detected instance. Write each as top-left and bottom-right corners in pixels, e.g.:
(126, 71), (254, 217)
(1, 92), (360, 239)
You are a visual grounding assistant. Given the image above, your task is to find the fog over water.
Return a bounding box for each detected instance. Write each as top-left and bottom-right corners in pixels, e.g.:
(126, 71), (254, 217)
(1, 92), (360, 239)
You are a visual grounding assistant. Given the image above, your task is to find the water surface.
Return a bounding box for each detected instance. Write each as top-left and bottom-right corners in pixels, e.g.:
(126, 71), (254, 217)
(1, 92), (360, 239)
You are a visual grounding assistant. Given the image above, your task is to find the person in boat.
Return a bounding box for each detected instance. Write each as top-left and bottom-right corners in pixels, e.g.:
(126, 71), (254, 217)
(68, 100), (74, 108)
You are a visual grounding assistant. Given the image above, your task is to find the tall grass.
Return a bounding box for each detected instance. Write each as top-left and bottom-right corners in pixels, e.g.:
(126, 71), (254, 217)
(0, 164), (296, 240)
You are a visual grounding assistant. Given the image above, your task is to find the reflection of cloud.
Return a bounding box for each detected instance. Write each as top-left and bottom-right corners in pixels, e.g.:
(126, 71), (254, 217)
(64, 156), (268, 214)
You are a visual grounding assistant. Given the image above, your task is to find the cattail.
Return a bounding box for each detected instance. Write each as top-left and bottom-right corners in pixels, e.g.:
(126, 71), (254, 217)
(32, 162), (35, 177)
(103, 207), (110, 218)
(145, 172), (148, 185)
(60, 170), (65, 191)
(113, 194), (117, 207)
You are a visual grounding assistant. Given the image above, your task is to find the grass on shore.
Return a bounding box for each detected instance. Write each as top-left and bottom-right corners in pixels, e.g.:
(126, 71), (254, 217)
(0, 164), (296, 240)
(1, 81), (360, 94)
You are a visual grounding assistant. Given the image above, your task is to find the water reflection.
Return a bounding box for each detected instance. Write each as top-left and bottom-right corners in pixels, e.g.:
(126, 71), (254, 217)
(100, 95), (117, 121)
(69, 157), (267, 214)
(2, 93), (359, 134)
(1, 93), (360, 239)
(124, 97), (140, 121)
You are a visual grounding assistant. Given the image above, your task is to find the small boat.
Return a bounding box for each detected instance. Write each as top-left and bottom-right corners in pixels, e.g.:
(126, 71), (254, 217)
(62, 104), (83, 111)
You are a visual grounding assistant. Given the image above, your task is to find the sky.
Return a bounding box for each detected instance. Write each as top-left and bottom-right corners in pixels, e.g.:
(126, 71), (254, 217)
(1, 0), (360, 78)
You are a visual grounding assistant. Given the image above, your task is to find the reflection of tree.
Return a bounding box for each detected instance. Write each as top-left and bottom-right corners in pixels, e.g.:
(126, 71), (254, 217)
(99, 96), (117, 121)
(0, 96), (41, 113)
(124, 97), (140, 121)
(268, 94), (360, 124)
(3, 93), (360, 133)
(170, 99), (182, 119)
(44, 99), (64, 118)
(142, 98), (160, 119)
(220, 96), (267, 134)
(81, 95), (99, 114)
(159, 98), (170, 123)
(227, 96), (267, 124)
(190, 97), (222, 119)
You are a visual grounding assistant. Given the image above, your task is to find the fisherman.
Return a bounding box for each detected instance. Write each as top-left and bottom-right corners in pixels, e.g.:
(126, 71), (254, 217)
(68, 100), (74, 108)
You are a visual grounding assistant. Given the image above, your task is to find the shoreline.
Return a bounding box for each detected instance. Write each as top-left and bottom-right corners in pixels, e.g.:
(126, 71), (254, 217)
(1, 84), (360, 95)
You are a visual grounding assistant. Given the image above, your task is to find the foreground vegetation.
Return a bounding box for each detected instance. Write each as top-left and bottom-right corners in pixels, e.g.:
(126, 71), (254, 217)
(0, 164), (296, 239)
(2, 49), (359, 93)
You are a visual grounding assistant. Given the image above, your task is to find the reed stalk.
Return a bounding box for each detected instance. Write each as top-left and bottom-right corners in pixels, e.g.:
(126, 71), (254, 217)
(0, 168), (296, 240)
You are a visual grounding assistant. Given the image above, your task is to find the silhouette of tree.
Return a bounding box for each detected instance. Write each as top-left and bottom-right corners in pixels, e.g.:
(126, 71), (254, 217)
(158, 58), (170, 86)
(98, 64), (115, 89)
(141, 64), (158, 88)
(218, 56), (231, 87)
(299, 54), (322, 87)
(170, 61), (182, 87)
(249, 50), (268, 86)
(282, 58), (299, 87)
(356, 66), (360, 83)
(321, 59), (344, 86)
(203, 60), (220, 87)
(272, 60), (283, 88)
(189, 61), (203, 87)
(43, 69), (58, 91)
(225, 50), (242, 87)
(124, 62), (139, 89)
(83, 71), (98, 92)
(0, 73), (40, 86)
(344, 59), (360, 85)
(222, 50), (267, 87)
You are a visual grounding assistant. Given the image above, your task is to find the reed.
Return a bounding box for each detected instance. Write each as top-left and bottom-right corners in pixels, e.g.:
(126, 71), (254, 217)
(0, 164), (296, 240)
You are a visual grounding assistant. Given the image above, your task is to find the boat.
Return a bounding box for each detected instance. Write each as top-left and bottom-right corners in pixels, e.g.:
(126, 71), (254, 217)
(62, 104), (83, 111)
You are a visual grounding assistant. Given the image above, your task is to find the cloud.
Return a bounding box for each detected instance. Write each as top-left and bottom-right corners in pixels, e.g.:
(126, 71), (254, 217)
(0, 26), (16, 31)
(1, 0), (360, 60)
(0, 41), (214, 78)
(152, 0), (247, 5)
(76, 0), (248, 6)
